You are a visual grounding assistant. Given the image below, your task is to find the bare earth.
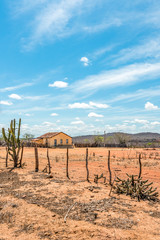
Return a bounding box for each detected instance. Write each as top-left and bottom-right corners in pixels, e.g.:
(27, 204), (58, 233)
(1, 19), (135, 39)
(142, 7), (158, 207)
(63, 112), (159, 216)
(0, 147), (160, 240)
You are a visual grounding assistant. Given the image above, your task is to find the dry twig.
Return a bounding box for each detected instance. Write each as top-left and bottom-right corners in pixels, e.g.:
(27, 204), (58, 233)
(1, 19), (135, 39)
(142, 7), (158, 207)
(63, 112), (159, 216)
(64, 202), (77, 223)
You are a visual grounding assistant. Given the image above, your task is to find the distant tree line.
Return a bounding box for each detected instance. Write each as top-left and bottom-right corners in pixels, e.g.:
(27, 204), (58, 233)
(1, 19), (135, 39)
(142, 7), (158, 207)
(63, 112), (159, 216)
(74, 133), (160, 148)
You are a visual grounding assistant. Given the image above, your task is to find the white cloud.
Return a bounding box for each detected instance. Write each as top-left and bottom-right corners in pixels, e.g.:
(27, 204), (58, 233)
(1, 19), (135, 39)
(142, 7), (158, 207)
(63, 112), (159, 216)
(68, 102), (91, 109)
(109, 85), (160, 103)
(71, 120), (85, 125)
(42, 121), (56, 126)
(88, 112), (104, 118)
(9, 93), (22, 100)
(0, 101), (13, 106)
(124, 119), (149, 125)
(145, 101), (159, 110)
(49, 81), (68, 88)
(111, 38), (160, 65)
(14, 0), (46, 15)
(24, 95), (48, 100)
(72, 63), (160, 93)
(151, 121), (160, 125)
(19, 0), (86, 49)
(134, 119), (149, 124)
(51, 113), (58, 116)
(89, 101), (109, 108)
(91, 45), (115, 60)
(80, 56), (89, 66)
(11, 1), (160, 51)
(8, 93), (48, 101)
(0, 82), (33, 92)
(14, 0), (120, 50)
(83, 19), (121, 33)
(25, 113), (31, 116)
(105, 123), (137, 132)
(95, 119), (103, 122)
(68, 101), (109, 109)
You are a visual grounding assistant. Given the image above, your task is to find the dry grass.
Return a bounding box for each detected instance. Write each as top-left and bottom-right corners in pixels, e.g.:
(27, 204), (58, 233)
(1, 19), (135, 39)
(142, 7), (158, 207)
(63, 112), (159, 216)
(0, 147), (159, 240)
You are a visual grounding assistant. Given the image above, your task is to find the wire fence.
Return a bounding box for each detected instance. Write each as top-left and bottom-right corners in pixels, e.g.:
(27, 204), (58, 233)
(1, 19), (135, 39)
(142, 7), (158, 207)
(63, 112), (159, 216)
(0, 146), (159, 191)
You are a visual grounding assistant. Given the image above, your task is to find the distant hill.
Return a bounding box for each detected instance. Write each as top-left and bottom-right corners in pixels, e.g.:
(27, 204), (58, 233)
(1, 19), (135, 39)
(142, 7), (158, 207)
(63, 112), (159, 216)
(73, 132), (160, 147)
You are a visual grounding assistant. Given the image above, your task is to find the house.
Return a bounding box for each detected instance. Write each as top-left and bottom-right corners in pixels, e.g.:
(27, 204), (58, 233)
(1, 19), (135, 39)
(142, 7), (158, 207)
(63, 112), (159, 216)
(33, 132), (72, 147)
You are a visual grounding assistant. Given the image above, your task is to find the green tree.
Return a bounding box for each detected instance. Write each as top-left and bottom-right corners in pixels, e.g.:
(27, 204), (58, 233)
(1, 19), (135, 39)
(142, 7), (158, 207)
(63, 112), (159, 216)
(94, 136), (104, 146)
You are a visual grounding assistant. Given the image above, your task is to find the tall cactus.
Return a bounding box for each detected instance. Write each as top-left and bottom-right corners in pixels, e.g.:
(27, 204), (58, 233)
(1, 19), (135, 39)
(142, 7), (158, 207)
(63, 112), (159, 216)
(2, 119), (22, 168)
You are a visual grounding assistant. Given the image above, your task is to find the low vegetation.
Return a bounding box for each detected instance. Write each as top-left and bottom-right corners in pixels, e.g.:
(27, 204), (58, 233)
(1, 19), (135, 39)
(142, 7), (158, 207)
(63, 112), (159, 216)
(114, 174), (159, 201)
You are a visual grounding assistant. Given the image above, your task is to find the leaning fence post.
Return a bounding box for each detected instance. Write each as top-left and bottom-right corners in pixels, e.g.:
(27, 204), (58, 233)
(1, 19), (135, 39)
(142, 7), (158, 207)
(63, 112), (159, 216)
(66, 147), (69, 179)
(138, 153), (142, 178)
(47, 148), (51, 174)
(34, 145), (39, 172)
(108, 150), (112, 185)
(86, 148), (89, 182)
(6, 147), (8, 168)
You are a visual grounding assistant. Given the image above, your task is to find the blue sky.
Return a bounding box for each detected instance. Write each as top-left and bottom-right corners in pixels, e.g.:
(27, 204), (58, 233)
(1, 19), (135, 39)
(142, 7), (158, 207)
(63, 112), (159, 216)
(1, 0), (160, 137)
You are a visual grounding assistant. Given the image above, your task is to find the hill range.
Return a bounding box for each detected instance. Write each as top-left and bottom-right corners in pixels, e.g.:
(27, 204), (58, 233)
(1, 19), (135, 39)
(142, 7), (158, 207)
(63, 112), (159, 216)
(73, 132), (160, 145)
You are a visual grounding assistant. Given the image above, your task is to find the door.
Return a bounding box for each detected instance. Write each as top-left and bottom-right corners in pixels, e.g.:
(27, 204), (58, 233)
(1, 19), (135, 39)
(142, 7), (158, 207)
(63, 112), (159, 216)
(54, 139), (57, 147)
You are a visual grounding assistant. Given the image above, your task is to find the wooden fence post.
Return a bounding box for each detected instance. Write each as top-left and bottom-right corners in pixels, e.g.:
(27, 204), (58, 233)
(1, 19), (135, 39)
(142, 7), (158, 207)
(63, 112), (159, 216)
(108, 150), (112, 185)
(66, 147), (69, 179)
(6, 147), (8, 168)
(47, 148), (51, 174)
(86, 148), (89, 182)
(138, 153), (142, 178)
(34, 146), (39, 172)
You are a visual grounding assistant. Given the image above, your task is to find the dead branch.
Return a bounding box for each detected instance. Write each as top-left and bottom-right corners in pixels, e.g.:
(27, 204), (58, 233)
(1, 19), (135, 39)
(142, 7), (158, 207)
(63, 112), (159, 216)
(64, 202), (77, 223)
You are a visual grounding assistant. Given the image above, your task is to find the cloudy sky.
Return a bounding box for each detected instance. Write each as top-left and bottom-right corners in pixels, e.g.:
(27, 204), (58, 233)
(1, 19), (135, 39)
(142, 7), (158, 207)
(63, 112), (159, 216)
(1, 0), (160, 137)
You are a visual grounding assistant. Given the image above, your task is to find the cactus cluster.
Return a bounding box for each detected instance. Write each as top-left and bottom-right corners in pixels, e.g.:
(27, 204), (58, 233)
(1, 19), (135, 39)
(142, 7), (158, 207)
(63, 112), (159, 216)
(94, 173), (106, 184)
(2, 119), (22, 168)
(114, 174), (159, 201)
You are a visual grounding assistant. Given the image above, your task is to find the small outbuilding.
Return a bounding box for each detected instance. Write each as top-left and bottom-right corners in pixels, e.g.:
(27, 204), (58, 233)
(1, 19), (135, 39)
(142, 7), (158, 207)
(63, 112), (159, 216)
(33, 132), (72, 147)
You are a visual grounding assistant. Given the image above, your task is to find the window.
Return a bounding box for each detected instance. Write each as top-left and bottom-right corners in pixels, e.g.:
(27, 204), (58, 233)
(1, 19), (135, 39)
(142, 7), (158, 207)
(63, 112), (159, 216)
(66, 139), (68, 144)
(60, 139), (63, 144)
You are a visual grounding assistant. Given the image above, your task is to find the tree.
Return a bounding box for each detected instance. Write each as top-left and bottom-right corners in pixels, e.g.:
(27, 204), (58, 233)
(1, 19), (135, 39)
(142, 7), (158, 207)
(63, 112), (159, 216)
(23, 133), (34, 140)
(105, 136), (115, 145)
(94, 136), (104, 146)
(113, 133), (129, 147)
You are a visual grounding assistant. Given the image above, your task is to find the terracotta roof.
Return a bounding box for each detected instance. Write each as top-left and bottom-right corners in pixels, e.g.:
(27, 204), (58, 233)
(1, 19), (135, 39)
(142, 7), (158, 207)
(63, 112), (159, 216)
(37, 132), (60, 139)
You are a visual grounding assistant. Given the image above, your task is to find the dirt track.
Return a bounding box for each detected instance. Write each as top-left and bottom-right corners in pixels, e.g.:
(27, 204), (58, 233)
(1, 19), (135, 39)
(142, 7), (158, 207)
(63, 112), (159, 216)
(0, 147), (160, 239)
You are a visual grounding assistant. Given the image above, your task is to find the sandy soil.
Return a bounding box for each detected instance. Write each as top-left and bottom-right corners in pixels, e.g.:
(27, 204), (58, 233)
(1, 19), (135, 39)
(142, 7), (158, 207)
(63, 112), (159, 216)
(0, 147), (159, 240)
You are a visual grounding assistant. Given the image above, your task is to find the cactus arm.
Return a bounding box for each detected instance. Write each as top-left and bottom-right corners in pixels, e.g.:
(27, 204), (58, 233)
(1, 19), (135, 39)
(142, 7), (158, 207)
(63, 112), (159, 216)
(17, 118), (21, 143)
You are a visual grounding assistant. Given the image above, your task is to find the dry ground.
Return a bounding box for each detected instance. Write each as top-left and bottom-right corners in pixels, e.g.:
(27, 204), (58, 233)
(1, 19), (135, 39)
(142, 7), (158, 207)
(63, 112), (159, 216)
(0, 147), (160, 240)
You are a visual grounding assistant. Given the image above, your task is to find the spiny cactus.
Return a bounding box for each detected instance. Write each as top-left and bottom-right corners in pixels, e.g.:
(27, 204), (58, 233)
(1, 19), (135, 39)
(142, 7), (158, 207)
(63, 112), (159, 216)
(2, 119), (22, 168)
(114, 174), (159, 201)
(94, 173), (106, 184)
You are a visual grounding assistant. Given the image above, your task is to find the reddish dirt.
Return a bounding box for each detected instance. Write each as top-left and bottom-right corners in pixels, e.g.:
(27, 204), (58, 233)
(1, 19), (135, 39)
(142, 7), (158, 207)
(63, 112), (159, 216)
(0, 147), (159, 240)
